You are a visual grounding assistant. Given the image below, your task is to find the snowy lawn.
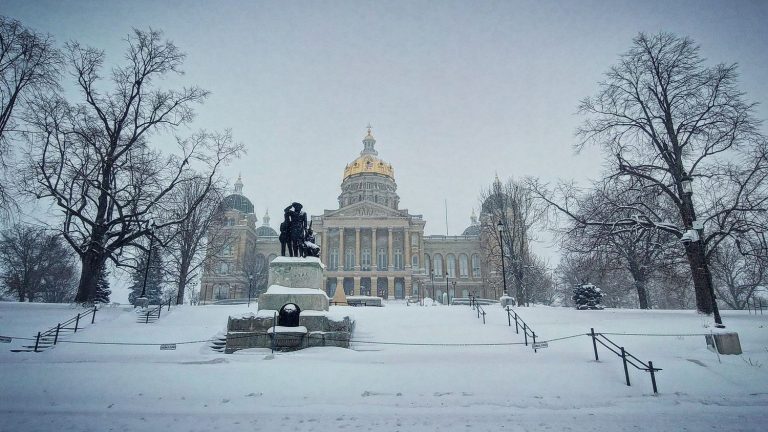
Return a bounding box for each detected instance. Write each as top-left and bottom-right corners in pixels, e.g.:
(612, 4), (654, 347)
(1, 301), (767, 431)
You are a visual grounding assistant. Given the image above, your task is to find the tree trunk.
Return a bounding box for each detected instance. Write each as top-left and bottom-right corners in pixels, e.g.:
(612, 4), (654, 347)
(75, 250), (102, 303)
(176, 268), (188, 305)
(627, 259), (650, 309)
(685, 241), (715, 314)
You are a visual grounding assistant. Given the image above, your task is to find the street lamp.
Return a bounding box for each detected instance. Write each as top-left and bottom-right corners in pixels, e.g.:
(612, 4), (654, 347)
(137, 221), (157, 308)
(681, 174), (724, 328)
(497, 220), (508, 297)
(430, 271), (436, 302)
(445, 271), (450, 305)
(247, 274), (254, 308)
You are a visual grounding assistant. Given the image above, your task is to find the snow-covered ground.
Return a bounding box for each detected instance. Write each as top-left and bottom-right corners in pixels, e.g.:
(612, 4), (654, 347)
(1, 301), (767, 431)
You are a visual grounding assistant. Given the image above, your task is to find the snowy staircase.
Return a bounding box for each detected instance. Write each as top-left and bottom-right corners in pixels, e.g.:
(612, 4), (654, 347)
(10, 306), (98, 353)
(135, 303), (169, 324)
(209, 333), (227, 353)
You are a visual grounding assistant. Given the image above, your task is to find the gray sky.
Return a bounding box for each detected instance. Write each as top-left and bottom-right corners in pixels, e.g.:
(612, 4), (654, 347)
(4, 0), (768, 252)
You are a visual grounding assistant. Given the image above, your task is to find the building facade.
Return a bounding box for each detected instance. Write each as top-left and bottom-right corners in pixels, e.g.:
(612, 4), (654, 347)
(200, 128), (503, 303)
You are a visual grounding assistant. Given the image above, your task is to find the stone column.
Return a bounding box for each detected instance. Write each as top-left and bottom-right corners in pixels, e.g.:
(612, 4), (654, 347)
(405, 276), (413, 297)
(371, 276), (378, 297)
(404, 229), (412, 270)
(353, 276), (361, 296)
(387, 227), (394, 271)
(355, 228), (361, 271)
(387, 277), (395, 298)
(338, 228), (344, 271)
(371, 228), (378, 271)
(320, 230), (327, 262)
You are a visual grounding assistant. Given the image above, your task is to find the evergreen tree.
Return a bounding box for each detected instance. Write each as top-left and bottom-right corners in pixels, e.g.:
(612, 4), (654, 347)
(128, 246), (164, 306)
(572, 284), (604, 310)
(93, 261), (111, 304)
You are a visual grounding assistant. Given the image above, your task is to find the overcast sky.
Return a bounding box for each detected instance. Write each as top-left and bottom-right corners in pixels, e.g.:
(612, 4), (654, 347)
(4, 0), (768, 259)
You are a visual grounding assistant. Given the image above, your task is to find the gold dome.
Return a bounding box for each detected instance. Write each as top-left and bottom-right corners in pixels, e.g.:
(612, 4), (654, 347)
(343, 154), (395, 180)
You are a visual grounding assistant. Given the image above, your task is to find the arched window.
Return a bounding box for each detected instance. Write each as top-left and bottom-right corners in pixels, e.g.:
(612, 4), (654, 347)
(459, 254), (469, 278)
(471, 254), (481, 277)
(433, 254), (443, 277)
(345, 248), (355, 270)
(394, 248), (403, 270)
(424, 254), (431, 275)
(447, 254), (456, 278)
(361, 248), (371, 270)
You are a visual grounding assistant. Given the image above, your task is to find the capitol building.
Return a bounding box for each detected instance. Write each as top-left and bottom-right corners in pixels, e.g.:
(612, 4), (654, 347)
(200, 128), (503, 304)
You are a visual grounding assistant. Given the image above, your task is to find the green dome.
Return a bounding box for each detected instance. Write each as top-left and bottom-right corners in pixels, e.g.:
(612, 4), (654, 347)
(221, 194), (254, 214)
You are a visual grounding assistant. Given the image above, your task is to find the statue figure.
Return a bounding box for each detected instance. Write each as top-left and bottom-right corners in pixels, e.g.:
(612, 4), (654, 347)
(284, 202), (307, 257)
(279, 211), (290, 256)
(301, 222), (321, 258)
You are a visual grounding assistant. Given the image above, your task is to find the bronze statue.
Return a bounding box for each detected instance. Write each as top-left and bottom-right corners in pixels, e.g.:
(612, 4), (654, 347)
(301, 222), (321, 258)
(284, 202), (307, 257)
(279, 211), (290, 256)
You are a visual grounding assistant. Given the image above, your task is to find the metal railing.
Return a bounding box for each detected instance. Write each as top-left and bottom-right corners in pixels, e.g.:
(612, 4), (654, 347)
(589, 328), (661, 394)
(30, 305), (99, 352)
(504, 306), (540, 351)
(469, 296), (487, 323)
(138, 297), (173, 324)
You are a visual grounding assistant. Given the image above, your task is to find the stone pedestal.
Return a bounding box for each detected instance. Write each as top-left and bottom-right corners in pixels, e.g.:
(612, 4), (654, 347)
(705, 332), (743, 355)
(258, 257), (328, 312)
(500, 295), (515, 308)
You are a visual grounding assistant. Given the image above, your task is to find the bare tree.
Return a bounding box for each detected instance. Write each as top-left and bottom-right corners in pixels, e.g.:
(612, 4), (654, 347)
(479, 176), (545, 305)
(0, 16), (60, 216)
(556, 179), (681, 309)
(0, 223), (77, 302)
(710, 238), (766, 310)
(162, 175), (227, 305)
(23, 29), (243, 303)
(537, 33), (768, 322)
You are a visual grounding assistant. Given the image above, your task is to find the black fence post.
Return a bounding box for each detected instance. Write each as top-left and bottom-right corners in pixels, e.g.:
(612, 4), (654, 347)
(477, 306), (480, 319)
(145, 311), (150, 324)
(168, 297), (171, 312)
(590, 328), (599, 361)
(532, 332), (537, 353)
(158, 305), (162, 319)
(74, 313), (80, 333)
(482, 310), (486, 324)
(514, 314), (519, 334)
(91, 305), (97, 324)
(34, 332), (41, 352)
(506, 306), (511, 326)
(54, 323), (61, 345)
(621, 347), (631, 386)
(271, 312), (277, 354)
(523, 323), (528, 346)
(649, 361), (658, 394)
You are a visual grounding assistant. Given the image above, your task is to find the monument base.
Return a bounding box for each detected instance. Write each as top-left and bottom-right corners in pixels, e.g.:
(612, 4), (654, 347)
(257, 285), (329, 312)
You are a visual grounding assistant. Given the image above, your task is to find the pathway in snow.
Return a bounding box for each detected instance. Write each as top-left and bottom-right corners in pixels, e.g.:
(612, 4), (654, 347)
(1, 301), (767, 431)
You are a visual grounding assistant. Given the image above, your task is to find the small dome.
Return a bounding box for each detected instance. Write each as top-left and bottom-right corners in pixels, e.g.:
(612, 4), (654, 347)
(256, 225), (278, 237)
(221, 194), (254, 214)
(462, 225), (481, 236)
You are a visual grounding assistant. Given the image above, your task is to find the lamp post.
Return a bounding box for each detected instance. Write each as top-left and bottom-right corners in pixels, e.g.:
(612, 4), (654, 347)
(137, 221), (157, 308)
(430, 271), (435, 302)
(445, 271), (450, 305)
(497, 220), (508, 297)
(247, 274), (254, 308)
(681, 175), (724, 328)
